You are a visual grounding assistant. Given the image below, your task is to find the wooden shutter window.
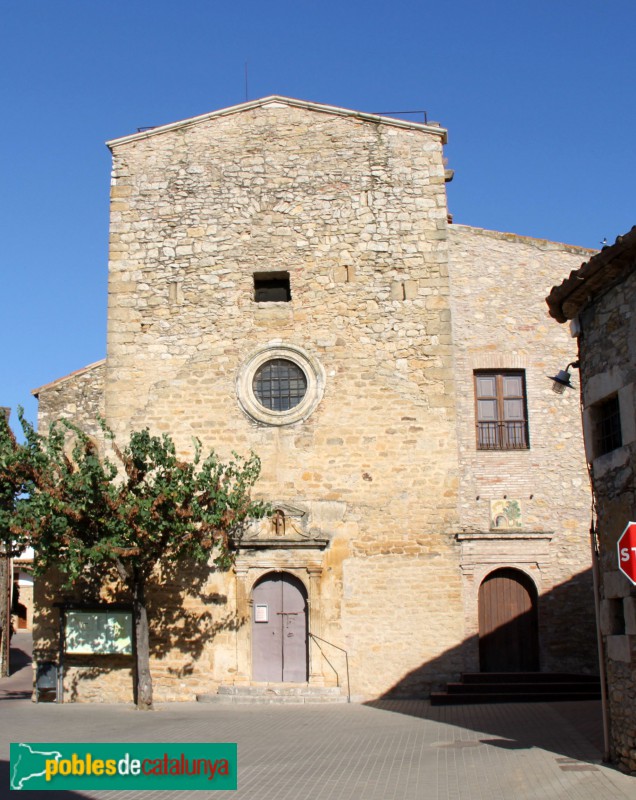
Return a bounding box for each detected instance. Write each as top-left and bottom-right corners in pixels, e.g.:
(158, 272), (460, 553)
(475, 371), (529, 450)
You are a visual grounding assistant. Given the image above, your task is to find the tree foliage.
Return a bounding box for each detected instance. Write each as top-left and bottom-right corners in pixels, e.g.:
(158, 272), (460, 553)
(0, 412), (33, 676)
(3, 412), (269, 707)
(0, 412), (32, 559)
(14, 417), (267, 580)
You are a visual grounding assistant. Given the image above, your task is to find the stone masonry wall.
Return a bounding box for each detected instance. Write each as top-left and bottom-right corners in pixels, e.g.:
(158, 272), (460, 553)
(578, 266), (636, 772)
(32, 101), (606, 704)
(100, 102), (463, 700)
(35, 361), (106, 441)
(33, 362), (108, 696)
(448, 225), (598, 674)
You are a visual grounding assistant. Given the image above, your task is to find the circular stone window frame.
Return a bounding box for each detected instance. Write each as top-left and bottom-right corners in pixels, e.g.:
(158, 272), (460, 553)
(237, 343), (326, 426)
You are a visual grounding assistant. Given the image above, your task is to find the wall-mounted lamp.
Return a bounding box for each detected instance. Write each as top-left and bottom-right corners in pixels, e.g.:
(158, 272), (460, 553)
(548, 360), (580, 394)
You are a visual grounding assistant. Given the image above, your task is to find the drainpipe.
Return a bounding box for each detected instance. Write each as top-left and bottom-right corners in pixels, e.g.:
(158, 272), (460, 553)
(590, 523), (611, 762)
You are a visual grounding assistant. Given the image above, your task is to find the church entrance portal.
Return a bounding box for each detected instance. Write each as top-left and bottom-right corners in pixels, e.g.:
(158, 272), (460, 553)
(252, 572), (308, 682)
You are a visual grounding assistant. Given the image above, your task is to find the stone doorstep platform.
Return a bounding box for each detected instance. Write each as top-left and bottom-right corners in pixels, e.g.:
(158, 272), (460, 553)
(197, 682), (348, 704)
(431, 672), (602, 705)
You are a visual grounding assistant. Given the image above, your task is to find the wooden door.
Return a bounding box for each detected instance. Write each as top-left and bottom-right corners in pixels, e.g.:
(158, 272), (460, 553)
(478, 568), (539, 672)
(16, 604), (28, 629)
(252, 573), (308, 682)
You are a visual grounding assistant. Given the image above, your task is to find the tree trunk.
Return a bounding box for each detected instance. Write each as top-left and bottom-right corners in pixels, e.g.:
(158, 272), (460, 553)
(133, 568), (153, 710)
(0, 553), (9, 678)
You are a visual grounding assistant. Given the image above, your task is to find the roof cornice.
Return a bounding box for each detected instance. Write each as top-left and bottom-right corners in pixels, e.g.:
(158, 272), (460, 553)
(106, 95), (448, 149)
(451, 223), (595, 255)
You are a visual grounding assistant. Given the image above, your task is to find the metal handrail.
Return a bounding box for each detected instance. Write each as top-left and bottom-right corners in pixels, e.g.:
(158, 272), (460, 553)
(308, 632), (350, 703)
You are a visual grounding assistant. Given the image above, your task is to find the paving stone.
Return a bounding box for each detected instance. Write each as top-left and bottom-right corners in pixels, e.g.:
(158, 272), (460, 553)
(1, 673), (634, 800)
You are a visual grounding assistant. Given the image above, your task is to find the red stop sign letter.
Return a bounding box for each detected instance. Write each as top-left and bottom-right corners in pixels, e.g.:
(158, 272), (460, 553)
(618, 522), (636, 586)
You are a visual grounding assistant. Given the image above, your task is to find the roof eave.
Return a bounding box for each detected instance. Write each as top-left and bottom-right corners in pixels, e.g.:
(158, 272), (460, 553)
(546, 226), (636, 323)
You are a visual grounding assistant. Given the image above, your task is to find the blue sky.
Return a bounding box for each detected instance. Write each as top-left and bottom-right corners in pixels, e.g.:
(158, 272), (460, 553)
(2, 1), (635, 427)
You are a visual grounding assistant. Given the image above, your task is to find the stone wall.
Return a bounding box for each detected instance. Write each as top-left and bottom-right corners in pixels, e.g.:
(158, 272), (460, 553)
(33, 99), (603, 704)
(33, 560), (235, 703)
(578, 266), (636, 772)
(32, 362), (107, 696)
(48, 101), (464, 701)
(35, 360), (105, 440)
(448, 225), (598, 673)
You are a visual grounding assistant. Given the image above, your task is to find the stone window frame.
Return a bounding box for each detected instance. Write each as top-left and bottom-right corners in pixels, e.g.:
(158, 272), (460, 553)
(582, 377), (636, 469)
(237, 343), (325, 426)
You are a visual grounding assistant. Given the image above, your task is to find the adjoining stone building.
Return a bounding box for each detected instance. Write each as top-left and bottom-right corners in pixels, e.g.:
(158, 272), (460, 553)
(33, 96), (598, 703)
(547, 228), (636, 773)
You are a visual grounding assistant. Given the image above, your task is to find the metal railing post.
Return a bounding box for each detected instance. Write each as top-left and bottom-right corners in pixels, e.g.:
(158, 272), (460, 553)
(308, 632), (350, 703)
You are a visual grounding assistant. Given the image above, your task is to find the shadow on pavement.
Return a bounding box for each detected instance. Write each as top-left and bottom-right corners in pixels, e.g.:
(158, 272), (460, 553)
(365, 698), (605, 764)
(0, 631), (34, 701)
(10, 636), (33, 674)
(0, 689), (32, 701)
(1, 760), (92, 798)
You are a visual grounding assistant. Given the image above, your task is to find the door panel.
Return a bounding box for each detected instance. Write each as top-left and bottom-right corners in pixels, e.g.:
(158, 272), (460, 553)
(252, 573), (308, 682)
(280, 576), (308, 681)
(478, 568), (539, 672)
(252, 577), (282, 682)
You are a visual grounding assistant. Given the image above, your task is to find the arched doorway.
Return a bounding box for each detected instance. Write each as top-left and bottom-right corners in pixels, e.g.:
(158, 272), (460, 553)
(478, 568), (539, 672)
(252, 572), (308, 682)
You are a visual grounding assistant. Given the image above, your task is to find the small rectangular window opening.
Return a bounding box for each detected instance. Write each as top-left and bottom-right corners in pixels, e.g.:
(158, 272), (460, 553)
(595, 395), (622, 457)
(254, 271), (291, 302)
(605, 598), (625, 635)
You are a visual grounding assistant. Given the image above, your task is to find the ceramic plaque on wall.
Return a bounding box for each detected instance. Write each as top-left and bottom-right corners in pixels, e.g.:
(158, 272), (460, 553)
(490, 499), (522, 530)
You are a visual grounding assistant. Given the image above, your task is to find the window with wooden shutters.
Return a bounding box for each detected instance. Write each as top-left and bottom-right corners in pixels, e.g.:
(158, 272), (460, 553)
(474, 371), (529, 450)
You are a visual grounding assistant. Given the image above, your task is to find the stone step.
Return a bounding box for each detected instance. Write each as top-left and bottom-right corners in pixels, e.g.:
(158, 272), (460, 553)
(445, 681), (600, 695)
(430, 689), (601, 705)
(460, 672), (600, 685)
(197, 683), (348, 705)
(217, 683), (344, 696)
(431, 672), (602, 705)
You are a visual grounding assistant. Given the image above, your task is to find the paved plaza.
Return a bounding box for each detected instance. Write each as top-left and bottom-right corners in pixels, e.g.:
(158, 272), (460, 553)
(1, 633), (634, 800)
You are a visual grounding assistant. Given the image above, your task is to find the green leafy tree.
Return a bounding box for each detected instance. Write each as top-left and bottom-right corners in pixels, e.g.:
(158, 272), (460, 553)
(0, 413), (33, 676)
(11, 414), (268, 709)
(0, 412), (31, 558)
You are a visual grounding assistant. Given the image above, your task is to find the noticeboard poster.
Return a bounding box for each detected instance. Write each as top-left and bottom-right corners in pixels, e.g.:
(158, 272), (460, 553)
(64, 610), (133, 655)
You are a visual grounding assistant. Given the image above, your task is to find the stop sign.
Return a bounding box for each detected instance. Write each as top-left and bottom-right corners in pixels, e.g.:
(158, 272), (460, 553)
(618, 522), (636, 586)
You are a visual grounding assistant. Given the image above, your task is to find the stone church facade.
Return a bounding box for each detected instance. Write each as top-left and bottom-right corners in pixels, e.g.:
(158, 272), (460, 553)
(34, 97), (598, 702)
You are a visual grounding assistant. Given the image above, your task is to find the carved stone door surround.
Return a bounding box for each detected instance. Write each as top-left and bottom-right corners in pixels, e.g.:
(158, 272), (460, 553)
(233, 557), (325, 684)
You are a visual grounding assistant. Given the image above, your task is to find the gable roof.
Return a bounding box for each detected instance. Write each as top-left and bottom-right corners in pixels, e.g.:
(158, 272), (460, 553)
(546, 226), (636, 323)
(106, 95), (448, 149)
(32, 359), (106, 398)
